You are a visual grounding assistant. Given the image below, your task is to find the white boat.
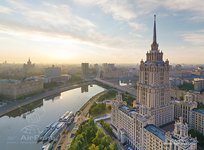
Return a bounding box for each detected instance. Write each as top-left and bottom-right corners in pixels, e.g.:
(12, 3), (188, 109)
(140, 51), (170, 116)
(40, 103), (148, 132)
(37, 123), (52, 142)
(42, 122), (59, 141)
(59, 111), (69, 121)
(49, 122), (66, 142)
(42, 143), (53, 150)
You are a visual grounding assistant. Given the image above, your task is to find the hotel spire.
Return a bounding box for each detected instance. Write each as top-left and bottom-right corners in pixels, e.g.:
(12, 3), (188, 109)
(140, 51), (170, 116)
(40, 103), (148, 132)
(151, 15), (159, 51)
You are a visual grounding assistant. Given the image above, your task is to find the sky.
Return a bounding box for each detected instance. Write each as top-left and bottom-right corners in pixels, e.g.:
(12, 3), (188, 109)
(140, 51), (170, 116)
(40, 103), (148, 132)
(0, 0), (204, 64)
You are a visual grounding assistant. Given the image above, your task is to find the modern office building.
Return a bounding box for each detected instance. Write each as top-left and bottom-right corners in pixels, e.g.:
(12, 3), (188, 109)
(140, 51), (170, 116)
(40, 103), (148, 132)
(81, 63), (89, 76)
(111, 15), (197, 150)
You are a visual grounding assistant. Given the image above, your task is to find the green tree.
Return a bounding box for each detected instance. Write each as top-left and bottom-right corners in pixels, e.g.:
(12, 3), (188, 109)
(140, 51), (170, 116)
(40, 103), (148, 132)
(101, 135), (112, 147)
(69, 119), (117, 150)
(89, 144), (100, 150)
(92, 129), (105, 145)
(109, 142), (118, 150)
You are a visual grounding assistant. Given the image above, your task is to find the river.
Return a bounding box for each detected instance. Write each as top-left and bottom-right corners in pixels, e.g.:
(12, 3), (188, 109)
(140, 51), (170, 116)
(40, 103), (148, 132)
(0, 84), (105, 150)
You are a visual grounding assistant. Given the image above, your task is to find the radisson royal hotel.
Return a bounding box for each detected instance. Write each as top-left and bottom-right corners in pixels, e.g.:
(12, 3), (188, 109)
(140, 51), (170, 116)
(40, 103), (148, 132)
(111, 16), (197, 150)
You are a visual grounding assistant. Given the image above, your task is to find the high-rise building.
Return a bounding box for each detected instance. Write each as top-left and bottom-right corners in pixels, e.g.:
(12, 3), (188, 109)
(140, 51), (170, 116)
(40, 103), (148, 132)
(111, 15), (197, 150)
(23, 58), (35, 77)
(136, 15), (174, 126)
(81, 63), (89, 76)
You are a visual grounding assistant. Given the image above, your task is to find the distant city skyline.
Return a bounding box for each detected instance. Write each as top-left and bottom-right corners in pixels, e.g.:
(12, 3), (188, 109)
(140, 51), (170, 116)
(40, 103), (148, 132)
(0, 0), (204, 64)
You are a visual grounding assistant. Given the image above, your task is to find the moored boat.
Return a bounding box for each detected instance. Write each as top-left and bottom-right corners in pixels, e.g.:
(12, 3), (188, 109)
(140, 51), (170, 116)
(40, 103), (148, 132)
(42, 122), (59, 142)
(37, 123), (52, 142)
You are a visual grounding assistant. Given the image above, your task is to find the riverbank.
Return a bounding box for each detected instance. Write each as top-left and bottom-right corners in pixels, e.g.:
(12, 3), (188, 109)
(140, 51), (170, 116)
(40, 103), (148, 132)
(52, 90), (109, 150)
(0, 81), (94, 117)
(55, 90), (114, 150)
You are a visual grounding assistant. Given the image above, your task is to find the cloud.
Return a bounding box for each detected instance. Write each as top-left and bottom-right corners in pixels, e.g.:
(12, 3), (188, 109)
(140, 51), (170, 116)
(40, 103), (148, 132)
(182, 30), (204, 45)
(0, 0), (143, 53)
(164, 0), (204, 12)
(74, 0), (204, 23)
(73, 0), (137, 21)
(0, 5), (13, 14)
(128, 22), (146, 31)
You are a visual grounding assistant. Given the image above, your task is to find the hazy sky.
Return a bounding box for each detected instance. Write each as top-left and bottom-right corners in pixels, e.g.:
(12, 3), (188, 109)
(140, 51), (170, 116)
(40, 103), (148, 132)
(0, 0), (204, 64)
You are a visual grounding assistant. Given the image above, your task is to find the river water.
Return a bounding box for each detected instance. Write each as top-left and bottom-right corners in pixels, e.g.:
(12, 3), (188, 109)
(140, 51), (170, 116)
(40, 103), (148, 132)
(0, 84), (105, 150)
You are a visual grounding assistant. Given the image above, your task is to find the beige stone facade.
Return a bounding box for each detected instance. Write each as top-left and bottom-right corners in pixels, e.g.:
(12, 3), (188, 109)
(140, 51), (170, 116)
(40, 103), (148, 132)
(111, 15), (197, 150)
(111, 94), (155, 150)
(193, 78), (204, 91)
(0, 78), (43, 99)
(191, 109), (204, 135)
(136, 15), (174, 127)
(174, 94), (197, 124)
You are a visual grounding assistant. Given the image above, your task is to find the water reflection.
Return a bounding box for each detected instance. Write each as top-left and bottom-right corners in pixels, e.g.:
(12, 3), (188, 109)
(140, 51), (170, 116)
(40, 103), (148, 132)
(0, 84), (105, 150)
(44, 93), (61, 101)
(81, 85), (89, 93)
(5, 99), (43, 118)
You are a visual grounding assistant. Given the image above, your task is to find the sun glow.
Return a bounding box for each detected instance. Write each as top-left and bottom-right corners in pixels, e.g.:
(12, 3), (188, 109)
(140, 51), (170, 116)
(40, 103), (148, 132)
(49, 49), (77, 60)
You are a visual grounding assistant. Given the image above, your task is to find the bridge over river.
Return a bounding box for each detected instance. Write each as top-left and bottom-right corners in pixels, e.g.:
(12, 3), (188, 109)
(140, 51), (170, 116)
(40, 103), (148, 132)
(94, 78), (136, 97)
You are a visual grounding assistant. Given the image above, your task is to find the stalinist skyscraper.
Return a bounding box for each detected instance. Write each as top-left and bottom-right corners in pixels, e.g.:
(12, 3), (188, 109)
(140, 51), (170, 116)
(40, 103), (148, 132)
(111, 15), (197, 150)
(137, 15), (174, 126)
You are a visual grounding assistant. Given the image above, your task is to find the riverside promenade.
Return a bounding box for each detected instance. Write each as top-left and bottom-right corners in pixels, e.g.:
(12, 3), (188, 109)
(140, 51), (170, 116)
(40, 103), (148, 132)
(0, 81), (93, 117)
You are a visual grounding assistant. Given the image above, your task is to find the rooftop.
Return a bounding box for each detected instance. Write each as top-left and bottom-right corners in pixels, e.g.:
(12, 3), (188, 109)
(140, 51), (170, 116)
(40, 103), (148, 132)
(160, 121), (175, 132)
(194, 78), (204, 81)
(144, 60), (165, 65)
(0, 79), (20, 84)
(119, 105), (137, 117)
(145, 124), (166, 142)
(192, 108), (204, 115)
(0, 77), (41, 84)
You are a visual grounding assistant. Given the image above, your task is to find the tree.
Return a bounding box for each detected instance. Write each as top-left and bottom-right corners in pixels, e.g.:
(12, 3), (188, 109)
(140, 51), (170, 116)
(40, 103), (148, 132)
(89, 144), (100, 150)
(70, 119), (117, 150)
(109, 142), (118, 150)
(92, 129), (105, 145)
(107, 105), (112, 110)
(101, 135), (112, 147)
